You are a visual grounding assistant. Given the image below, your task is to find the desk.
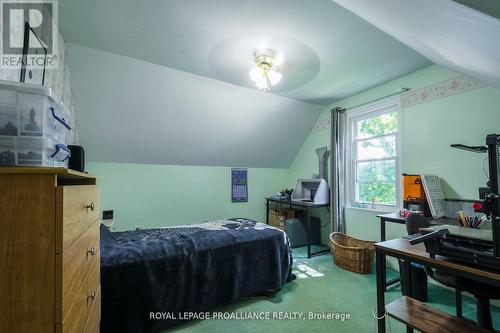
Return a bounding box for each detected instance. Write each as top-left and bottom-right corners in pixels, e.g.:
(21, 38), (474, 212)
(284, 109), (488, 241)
(377, 213), (459, 291)
(375, 238), (500, 333)
(266, 198), (330, 259)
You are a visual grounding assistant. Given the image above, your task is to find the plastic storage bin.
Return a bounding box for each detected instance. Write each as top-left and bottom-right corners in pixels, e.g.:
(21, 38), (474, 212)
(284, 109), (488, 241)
(17, 92), (71, 141)
(0, 88), (18, 136)
(0, 137), (16, 166)
(0, 89), (71, 142)
(0, 82), (72, 168)
(0, 104), (18, 136)
(17, 137), (70, 167)
(0, 137), (70, 167)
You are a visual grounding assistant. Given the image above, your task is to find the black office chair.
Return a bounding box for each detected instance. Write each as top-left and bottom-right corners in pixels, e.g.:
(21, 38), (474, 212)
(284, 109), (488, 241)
(405, 213), (500, 330)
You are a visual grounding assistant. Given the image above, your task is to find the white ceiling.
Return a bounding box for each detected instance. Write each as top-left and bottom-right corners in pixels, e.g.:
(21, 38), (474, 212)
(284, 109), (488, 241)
(59, 0), (431, 106)
(333, 0), (500, 91)
(67, 44), (322, 167)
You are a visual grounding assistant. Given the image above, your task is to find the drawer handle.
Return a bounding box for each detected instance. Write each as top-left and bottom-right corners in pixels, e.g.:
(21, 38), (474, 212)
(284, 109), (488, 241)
(86, 202), (95, 211)
(87, 247), (96, 256)
(87, 291), (96, 303)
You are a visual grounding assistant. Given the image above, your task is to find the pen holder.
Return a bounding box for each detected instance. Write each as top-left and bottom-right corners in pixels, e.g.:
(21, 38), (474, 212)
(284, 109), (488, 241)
(458, 215), (485, 229)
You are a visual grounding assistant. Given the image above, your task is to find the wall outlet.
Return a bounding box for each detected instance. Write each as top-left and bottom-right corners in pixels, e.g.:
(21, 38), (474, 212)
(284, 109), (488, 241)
(102, 210), (115, 230)
(103, 210), (114, 220)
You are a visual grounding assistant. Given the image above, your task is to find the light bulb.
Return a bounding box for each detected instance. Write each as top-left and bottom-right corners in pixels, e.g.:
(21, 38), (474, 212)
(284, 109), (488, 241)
(267, 70), (282, 86)
(249, 67), (261, 83)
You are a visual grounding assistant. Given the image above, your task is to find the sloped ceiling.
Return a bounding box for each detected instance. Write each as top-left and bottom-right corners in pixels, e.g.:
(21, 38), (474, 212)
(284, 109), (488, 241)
(60, 0), (432, 168)
(59, 0), (430, 106)
(333, 0), (500, 90)
(67, 44), (322, 167)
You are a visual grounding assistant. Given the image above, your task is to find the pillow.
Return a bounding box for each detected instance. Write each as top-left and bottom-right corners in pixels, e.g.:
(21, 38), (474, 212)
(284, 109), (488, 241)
(100, 223), (112, 243)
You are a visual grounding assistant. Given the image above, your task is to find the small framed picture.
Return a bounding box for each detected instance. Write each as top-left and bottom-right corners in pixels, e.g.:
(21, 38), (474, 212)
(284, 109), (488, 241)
(20, 22), (47, 86)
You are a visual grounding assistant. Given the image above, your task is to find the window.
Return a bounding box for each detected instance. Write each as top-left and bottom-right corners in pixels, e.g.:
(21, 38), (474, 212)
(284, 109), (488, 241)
(347, 99), (401, 210)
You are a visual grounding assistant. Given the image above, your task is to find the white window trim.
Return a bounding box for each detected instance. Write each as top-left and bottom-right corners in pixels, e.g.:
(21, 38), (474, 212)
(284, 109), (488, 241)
(345, 97), (402, 212)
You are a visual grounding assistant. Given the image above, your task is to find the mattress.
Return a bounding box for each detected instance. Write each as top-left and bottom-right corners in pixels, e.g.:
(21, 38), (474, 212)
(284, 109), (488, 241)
(100, 218), (292, 333)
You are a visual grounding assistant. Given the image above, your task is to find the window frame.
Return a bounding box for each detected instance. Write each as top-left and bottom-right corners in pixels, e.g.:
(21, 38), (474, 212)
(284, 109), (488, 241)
(345, 97), (402, 211)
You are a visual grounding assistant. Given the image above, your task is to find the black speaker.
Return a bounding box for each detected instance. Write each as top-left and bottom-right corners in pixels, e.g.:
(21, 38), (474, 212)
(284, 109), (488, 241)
(67, 145), (85, 172)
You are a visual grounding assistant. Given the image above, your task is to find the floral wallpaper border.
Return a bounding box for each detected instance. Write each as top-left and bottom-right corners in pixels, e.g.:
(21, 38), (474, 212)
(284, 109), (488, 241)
(311, 75), (487, 134)
(311, 117), (331, 133)
(401, 75), (486, 108)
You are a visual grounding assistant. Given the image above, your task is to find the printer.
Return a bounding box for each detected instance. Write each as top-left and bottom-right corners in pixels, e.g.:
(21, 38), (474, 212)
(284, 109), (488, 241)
(291, 179), (329, 205)
(289, 146), (330, 205)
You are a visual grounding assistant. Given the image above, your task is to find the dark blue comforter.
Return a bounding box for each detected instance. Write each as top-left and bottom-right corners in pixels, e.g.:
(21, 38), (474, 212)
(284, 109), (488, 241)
(100, 218), (292, 333)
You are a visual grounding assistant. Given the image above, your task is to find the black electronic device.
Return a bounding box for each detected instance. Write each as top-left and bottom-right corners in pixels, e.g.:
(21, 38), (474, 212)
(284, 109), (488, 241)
(103, 210), (114, 221)
(409, 228), (450, 245)
(67, 145), (85, 172)
(450, 144), (488, 153)
(411, 225), (497, 270)
(413, 134), (500, 271)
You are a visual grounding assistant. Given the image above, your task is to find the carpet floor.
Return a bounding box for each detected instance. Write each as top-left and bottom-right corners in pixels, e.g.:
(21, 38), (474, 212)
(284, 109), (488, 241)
(164, 246), (500, 333)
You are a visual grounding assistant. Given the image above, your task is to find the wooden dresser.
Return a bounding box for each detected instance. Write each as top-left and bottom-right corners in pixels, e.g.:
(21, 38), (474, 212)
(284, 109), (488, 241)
(0, 168), (101, 333)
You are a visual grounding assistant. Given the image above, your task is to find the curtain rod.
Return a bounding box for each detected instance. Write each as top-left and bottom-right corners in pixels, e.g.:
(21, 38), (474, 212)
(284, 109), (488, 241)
(339, 87), (410, 112)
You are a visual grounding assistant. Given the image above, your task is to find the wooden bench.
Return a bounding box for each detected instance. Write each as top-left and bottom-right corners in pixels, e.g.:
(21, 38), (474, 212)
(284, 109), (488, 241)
(385, 296), (491, 333)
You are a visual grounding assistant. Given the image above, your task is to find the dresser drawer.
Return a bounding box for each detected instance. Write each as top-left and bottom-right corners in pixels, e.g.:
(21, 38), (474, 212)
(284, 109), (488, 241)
(56, 221), (100, 323)
(57, 262), (101, 333)
(56, 185), (100, 252)
(83, 292), (101, 333)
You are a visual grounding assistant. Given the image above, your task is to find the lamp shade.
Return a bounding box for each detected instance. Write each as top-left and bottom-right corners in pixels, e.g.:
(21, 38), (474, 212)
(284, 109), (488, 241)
(267, 69), (282, 86)
(249, 67), (262, 82)
(250, 67), (269, 90)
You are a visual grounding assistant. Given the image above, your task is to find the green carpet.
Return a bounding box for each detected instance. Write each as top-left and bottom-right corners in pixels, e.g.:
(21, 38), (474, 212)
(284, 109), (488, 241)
(164, 247), (500, 333)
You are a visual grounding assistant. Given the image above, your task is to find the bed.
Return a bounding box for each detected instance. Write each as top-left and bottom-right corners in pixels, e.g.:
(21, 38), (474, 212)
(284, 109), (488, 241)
(100, 218), (293, 333)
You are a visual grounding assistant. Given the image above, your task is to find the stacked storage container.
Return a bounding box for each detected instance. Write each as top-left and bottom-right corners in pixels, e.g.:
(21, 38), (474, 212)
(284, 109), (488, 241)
(0, 81), (72, 167)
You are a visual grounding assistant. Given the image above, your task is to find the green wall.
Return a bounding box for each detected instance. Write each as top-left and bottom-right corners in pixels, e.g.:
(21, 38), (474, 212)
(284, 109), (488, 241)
(287, 65), (500, 259)
(87, 65), (500, 256)
(87, 162), (288, 231)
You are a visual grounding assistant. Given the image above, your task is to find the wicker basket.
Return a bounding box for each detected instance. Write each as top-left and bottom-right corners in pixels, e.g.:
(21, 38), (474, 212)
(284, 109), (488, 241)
(329, 232), (375, 274)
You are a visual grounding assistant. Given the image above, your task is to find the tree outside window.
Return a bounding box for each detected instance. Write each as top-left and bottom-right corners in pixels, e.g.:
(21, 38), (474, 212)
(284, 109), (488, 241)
(352, 112), (398, 206)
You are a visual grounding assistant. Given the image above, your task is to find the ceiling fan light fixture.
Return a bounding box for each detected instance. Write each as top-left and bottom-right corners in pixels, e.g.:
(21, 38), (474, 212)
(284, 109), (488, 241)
(249, 48), (283, 91)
